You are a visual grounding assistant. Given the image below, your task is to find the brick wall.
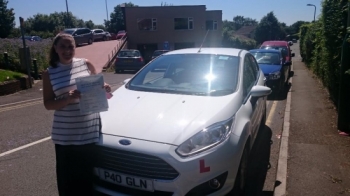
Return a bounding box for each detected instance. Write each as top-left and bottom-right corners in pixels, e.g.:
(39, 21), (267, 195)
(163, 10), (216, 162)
(0, 76), (32, 96)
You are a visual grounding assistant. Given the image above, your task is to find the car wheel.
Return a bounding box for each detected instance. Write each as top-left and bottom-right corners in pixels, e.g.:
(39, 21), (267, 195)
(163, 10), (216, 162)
(231, 143), (249, 196)
(103, 36), (107, 41)
(88, 38), (93, 45)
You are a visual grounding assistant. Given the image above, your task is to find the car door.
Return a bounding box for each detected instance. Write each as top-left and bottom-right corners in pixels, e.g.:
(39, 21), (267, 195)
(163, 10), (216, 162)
(74, 29), (83, 45)
(242, 54), (261, 142)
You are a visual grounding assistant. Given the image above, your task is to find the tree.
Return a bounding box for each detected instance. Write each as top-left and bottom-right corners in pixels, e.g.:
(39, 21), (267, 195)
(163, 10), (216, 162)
(107, 2), (137, 33)
(290, 21), (309, 34)
(254, 12), (286, 44)
(232, 15), (258, 30)
(0, 0), (15, 38)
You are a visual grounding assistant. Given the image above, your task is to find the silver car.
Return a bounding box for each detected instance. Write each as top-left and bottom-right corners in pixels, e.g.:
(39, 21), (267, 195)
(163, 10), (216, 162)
(115, 49), (145, 73)
(63, 28), (94, 46)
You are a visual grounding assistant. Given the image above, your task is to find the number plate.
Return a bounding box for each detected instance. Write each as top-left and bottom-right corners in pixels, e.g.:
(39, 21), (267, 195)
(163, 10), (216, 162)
(96, 168), (154, 192)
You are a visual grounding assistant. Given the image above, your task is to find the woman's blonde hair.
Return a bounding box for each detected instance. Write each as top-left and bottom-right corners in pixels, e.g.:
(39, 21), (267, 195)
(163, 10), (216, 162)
(49, 33), (75, 68)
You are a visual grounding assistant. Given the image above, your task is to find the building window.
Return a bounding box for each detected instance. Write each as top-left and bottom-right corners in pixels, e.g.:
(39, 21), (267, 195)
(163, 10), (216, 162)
(206, 20), (218, 30)
(174, 17), (193, 30)
(137, 18), (157, 31)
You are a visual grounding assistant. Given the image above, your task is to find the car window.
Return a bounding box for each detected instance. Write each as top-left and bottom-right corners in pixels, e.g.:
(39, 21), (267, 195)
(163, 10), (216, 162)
(118, 51), (141, 57)
(261, 46), (288, 57)
(74, 29), (83, 35)
(251, 52), (281, 65)
(243, 55), (256, 98)
(128, 54), (240, 96)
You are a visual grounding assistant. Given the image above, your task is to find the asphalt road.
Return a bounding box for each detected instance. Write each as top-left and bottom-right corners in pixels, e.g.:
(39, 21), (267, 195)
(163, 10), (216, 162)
(0, 44), (299, 195)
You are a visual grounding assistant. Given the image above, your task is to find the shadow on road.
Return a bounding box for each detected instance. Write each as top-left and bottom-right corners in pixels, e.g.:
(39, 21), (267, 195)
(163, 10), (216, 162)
(244, 125), (274, 196)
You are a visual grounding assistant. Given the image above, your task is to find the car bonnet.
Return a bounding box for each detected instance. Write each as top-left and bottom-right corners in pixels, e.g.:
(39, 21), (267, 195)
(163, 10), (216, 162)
(100, 87), (240, 145)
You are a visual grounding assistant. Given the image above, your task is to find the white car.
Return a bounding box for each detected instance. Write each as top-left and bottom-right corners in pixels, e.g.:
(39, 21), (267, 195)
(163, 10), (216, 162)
(94, 48), (271, 196)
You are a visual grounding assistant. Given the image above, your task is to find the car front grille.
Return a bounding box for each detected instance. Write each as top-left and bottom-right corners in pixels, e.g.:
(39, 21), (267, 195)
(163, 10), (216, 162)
(95, 146), (179, 181)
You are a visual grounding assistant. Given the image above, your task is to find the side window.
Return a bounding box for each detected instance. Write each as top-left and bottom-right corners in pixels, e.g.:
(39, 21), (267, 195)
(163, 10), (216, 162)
(75, 29), (83, 35)
(243, 55), (256, 98)
(248, 55), (259, 78)
(81, 29), (89, 34)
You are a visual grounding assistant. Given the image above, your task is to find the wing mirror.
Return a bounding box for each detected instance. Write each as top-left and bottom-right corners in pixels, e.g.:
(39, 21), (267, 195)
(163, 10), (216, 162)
(250, 85), (272, 97)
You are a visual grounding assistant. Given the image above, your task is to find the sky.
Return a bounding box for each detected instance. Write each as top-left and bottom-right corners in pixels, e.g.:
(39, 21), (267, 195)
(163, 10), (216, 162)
(8, 0), (322, 27)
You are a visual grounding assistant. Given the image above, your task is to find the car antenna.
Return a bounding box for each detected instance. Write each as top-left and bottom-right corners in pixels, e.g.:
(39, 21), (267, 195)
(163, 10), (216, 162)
(198, 30), (209, 53)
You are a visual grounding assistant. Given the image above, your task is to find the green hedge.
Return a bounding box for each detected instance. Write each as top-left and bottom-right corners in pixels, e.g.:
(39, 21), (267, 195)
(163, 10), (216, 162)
(299, 0), (349, 103)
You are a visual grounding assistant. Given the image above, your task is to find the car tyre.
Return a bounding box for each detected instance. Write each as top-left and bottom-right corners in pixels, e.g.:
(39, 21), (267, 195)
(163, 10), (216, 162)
(103, 36), (107, 41)
(88, 38), (93, 45)
(231, 142), (249, 196)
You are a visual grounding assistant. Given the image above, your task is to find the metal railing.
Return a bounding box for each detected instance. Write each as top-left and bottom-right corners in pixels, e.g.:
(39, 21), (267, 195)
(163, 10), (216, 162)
(103, 34), (128, 71)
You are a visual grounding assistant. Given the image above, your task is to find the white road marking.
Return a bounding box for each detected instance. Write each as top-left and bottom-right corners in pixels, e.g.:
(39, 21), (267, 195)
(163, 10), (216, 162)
(266, 101), (278, 126)
(0, 137), (51, 158)
(0, 98), (42, 107)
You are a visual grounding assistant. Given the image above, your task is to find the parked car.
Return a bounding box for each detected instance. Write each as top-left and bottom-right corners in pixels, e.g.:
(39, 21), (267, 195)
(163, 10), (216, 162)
(92, 29), (111, 41)
(250, 49), (291, 92)
(114, 49), (145, 72)
(259, 40), (295, 63)
(151, 50), (170, 59)
(115, 30), (126, 39)
(63, 28), (93, 46)
(94, 48), (271, 195)
(21, 36), (42, 42)
(288, 41), (293, 46)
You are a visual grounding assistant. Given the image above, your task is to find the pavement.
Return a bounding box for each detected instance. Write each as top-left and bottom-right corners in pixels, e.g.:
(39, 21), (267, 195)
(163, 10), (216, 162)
(275, 46), (350, 195)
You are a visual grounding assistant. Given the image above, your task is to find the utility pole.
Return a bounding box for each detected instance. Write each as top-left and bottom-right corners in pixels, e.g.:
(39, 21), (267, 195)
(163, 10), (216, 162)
(337, 2), (350, 134)
(105, 0), (109, 22)
(65, 0), (69, 28)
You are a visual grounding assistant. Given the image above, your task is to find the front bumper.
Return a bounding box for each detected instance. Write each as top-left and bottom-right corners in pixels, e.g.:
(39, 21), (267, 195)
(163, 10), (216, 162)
(93, 134), (243, 196)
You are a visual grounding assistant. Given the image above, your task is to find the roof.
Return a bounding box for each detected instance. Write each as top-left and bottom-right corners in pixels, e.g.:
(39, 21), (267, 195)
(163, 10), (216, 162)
(261, 41), (288, 46)
(164, 48), (245, 57)
(233, 26), (257, 36)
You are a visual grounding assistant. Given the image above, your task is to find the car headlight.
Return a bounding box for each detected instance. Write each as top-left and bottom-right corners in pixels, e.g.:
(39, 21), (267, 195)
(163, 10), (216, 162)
(269, 71), (281, 80)
(176, 117), (235, 157)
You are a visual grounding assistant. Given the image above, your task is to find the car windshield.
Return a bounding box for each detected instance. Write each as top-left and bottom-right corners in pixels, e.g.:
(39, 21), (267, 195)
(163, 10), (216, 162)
(260, 46), (288, 57)
(127, 54), (240, 96)
(153, 51), (169, 56)
(118, 51), (140, 57)
(251, 52), (281, 65)
(63, 29), (75, 35)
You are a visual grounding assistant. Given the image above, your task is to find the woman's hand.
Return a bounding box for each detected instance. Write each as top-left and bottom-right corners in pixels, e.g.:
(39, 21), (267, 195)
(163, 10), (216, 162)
(103, 83), (111, 93)
(67, 89), (81, 103)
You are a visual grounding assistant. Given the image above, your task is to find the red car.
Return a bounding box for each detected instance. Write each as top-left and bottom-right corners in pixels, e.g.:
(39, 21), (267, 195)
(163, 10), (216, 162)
(109, 31), (127, 40)
(259, 40), (295, 63)
(115, 30), (126, 39)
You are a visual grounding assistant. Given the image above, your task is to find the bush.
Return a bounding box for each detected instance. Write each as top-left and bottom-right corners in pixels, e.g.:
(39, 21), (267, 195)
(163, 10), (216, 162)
(0, 38), (52, 73)
(299, 0), (349, 103)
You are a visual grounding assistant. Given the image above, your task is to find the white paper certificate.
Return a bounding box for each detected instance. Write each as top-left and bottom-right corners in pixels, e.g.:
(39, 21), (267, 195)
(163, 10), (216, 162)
(75, 74), (108, 114)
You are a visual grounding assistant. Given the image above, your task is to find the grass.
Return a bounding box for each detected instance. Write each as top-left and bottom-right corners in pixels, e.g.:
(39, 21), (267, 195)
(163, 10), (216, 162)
(0, 69), (25, 83)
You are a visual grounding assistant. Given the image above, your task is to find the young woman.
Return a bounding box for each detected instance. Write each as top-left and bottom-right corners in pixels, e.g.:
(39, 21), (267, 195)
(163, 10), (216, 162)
(42, 33), (111, 195)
